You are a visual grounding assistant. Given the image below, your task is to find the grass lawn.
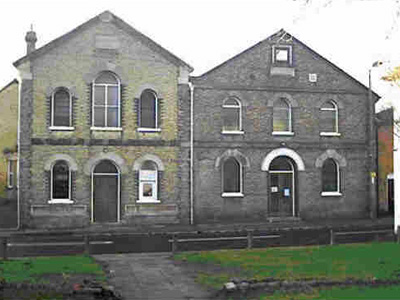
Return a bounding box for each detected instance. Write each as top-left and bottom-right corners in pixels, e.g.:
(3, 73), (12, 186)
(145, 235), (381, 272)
(174, 242), (400, 299)
(0, 254), (106, 283)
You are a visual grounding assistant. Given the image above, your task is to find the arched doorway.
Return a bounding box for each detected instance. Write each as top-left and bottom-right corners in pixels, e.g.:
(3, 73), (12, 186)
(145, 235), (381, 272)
(91, 160), (120, 223)
(268, 156), (296, 217)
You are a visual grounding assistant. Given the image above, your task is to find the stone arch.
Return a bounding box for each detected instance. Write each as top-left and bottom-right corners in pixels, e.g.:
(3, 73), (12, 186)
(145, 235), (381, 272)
(135, 84), (164, 99)
(133, 154), (165, 171)
(315, 149), (347, 168)
(84, 152), (127, 175)
(318, 95), (344, 109)
(45, 85), (77, 99)
(261, 148), (305, 171)
(44, 154), (78, 171)
(83, 64), (128, 85)
(215, 149), (250, 169)
(267, 93), (298, 108)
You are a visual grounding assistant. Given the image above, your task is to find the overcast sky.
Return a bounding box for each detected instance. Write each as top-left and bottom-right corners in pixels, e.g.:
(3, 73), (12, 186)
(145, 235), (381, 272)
(1, 0), (399, 111)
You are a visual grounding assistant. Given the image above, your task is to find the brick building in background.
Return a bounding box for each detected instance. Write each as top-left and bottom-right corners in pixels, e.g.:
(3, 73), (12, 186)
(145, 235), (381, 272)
(377, 108), (394, 215)
(4, 11), (386, 229)
(0, 79), (18, 201)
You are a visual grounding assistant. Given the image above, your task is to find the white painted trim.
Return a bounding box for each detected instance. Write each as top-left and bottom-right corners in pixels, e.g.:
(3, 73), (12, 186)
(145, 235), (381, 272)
(262, 148), (305, 171)
(320, 100), (339, 134)
(221, 193), (244, 198)
(222, 97), (242, 132)
(90, 126), (122, 131)
(136, 199), (161, 204)
(272, 131), (294, 136)
(321, 192), (342, 197)
(221, 130), (244, 135)
(321, 159), (341, 194)
(49, 126), (75, 131)
(320, 132), (341, 137)
(139, 168), (158, 202)
(222, 158), (243, 195)
(137, 127), (161, 132)
(272, 45), (293, 65)
(48, 199), (74, 204)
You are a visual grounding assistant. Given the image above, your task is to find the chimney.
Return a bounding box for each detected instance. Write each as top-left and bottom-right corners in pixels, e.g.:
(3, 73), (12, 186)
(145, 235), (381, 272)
(25, 25), (37, 55)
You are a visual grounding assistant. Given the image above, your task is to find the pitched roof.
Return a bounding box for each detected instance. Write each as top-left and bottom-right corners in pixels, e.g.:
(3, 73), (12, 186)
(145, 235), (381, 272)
(192, 29), (380, 100)
(0, 79), (18, 94)
(13, 11), (193, 71)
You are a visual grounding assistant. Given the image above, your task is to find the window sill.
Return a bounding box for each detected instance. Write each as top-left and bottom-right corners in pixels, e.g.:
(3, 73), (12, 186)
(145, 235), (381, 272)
(320, 132), (341, 137)
(272, 131), (294, 136)
(221, 130), (244, 135)
(49, 126), (75, 131)
(136, 199), (161, 204)
(222, 193), (244, 198)
(321, 192), (342, 197)
(270, 66), (295, 77)
(90, 127), (122, 131)
(137, 128), (161, 132)
(48, 199), (74, 204)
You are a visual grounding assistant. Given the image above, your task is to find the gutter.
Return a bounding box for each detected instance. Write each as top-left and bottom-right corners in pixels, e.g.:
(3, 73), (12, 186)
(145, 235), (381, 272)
(189, 82), (194, 225)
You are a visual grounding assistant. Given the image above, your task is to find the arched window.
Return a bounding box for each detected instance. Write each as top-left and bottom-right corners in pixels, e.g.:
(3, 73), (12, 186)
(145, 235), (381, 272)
(222, 97), (242, 132)
(273, 98), (291, 133)
(139, 89), (159, 130)
(222, 157), (242, 195)
(92, 72), (120, 128)
(320, 101), (339, 135)
(322, 158), (340, 194)
(138, 160), (159, 202)
(51, 160), (70, 201)
(51, 88), (72, 128)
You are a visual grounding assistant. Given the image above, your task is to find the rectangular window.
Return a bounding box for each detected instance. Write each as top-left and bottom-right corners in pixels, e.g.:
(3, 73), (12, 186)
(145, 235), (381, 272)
(7, 159), (15, 188)
(272, 45), (292, 67)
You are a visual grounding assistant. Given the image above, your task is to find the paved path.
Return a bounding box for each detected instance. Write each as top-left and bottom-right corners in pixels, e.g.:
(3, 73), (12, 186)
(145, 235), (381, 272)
(95, 253), (213, 300)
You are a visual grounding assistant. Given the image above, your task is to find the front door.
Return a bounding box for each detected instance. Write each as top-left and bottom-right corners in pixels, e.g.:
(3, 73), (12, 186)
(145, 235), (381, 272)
(269, 156), (295, 217)
(92, 160), (119, 223)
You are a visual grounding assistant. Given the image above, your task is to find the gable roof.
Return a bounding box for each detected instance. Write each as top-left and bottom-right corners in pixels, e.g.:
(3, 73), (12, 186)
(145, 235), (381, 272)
(0, 79), (18, 94)
(13, 11), (193, 72)
(192, 29), (380, 100)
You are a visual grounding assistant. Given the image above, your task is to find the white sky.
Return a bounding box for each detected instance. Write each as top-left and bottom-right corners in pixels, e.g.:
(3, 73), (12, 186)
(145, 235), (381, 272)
(0, 0), (399, 111)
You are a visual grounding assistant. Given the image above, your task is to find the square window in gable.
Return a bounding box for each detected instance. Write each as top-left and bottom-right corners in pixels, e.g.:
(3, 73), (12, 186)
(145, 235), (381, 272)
(272, 45), (292, 67)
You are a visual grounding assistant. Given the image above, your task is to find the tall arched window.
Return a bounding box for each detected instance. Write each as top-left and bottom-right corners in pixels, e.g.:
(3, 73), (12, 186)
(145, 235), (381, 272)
(320, 100), (339, 135)
(138, 160), (159, 202)
(92, 72), (120, 128)
(222, 157), (242, 195)
(322, 158), (340, 194)
(273, 98), (291, 133)
(51, 88), (72, 128)
(51, 160), (70, 201)
(139, 89), (159, 130)
(222, 97), (242, 132)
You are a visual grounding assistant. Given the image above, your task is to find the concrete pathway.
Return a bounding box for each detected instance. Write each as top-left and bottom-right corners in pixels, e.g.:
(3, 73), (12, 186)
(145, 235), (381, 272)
(95, 253), (213, 300)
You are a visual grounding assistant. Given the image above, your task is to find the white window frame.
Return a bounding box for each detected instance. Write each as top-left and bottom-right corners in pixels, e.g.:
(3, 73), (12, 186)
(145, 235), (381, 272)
(320, 100), (340, 136)
(272, 45), (293, 66)
(50, 88), (74, 130)
(221, 97), (243, 134)
(92, 72), (121, 129)
(221, 158), (244, 197)
(138, 90), (160, 132)
(6, 158), (15, 189)
(321, 159), (342, 196)
(272, 98), (293, 135)
(137, 162), (160, 203)
(49, 161), (73, 204)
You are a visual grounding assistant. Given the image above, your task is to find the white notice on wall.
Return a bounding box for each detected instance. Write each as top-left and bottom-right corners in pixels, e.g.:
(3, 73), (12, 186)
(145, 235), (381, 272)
(284, 188), (290, 197)
(271, 186), (278, 193)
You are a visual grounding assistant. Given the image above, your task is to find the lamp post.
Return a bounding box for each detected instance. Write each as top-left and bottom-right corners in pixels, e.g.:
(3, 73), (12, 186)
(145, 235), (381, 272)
(368, 61), (382, 219)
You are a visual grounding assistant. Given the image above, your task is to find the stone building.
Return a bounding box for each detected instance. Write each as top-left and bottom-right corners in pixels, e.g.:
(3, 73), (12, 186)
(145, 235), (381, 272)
(189, 29), (379, 223)
(14, 11), (192, 229)
(10, 12), (381, 229)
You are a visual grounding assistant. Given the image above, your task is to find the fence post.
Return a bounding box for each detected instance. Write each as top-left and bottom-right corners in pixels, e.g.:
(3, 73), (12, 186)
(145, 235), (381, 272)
(330, 229), (334, 245)
(0, 237), (8, 260)
(171, 234), (178, 255)
(84, 234), (90, 255)
(247, 231), (253, 249)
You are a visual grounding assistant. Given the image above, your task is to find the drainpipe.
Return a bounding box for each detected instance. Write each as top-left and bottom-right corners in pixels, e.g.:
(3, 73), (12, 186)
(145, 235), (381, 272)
(16, 76), (22, 230)
(189, 82), (194, 225)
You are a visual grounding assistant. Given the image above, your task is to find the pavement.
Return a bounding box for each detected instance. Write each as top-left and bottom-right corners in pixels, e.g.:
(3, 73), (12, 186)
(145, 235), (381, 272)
(95, 252), (213, 300)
